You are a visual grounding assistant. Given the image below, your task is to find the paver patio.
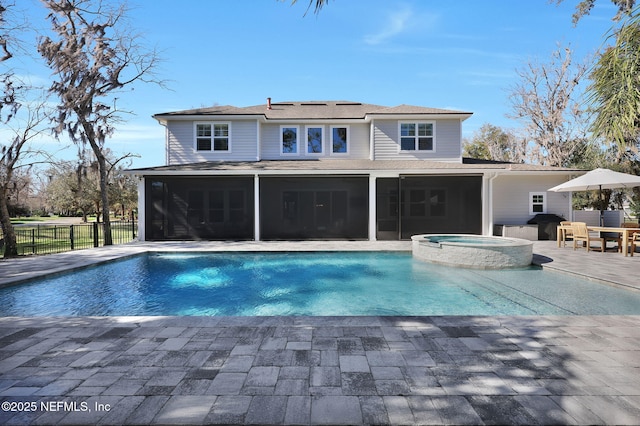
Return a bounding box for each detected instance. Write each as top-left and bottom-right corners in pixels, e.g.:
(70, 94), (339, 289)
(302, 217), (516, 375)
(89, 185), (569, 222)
(0, 240), (639, 424)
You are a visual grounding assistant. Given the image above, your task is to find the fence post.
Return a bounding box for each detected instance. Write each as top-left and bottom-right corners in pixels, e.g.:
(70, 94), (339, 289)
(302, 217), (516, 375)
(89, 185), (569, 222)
(132, 220), (136, 239)
(31, 228), (35, 252)
(70, 225), (74, 250)
(93, 222), (99, 247)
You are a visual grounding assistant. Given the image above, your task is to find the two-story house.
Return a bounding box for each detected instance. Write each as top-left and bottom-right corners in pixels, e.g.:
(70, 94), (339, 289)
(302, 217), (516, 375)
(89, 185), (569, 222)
(127, 99), (582, 241)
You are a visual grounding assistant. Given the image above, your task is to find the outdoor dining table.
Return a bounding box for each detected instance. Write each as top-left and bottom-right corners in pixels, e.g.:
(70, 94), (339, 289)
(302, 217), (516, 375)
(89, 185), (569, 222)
(556, 224), (640, 256)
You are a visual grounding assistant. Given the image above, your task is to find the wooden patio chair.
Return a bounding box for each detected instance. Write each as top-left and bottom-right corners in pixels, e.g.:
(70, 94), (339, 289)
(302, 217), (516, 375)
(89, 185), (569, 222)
(629, 231), (640, 257)
(559, 221), (573, 247)
(571, 222), (604, 252)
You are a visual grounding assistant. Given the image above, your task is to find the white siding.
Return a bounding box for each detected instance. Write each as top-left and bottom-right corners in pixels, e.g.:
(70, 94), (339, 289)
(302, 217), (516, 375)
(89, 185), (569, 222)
(492, 175), (572, 224)
(166, 120), (258, 165)
(260, 123), (370, 160)
(373, 119), (462, 161)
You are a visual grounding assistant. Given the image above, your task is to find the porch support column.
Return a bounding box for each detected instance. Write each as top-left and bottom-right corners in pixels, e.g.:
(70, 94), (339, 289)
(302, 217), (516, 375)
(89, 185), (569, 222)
(482, 172), (498, 236)
(254, 174), (260, 241)
(136, 176), (146, 241)
(369, 174), (377, 241)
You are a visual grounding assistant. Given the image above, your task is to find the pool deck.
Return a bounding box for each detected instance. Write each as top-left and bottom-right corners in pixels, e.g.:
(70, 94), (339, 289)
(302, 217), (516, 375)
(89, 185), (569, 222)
(0, 240), (639, 425)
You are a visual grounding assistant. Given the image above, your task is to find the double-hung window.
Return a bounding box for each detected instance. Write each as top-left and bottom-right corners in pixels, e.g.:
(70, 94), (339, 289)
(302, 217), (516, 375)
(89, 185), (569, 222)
(399, 122), (434, 151)
(281, 125), (299, 155)
(195, 123), (230, 152)
(330, 126), (349, 154)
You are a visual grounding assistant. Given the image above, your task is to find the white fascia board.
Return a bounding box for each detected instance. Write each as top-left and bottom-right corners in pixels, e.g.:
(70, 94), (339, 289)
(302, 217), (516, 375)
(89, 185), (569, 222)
(153, 114), (265, 124)
(261, 118), (366, 124)
(365, 113), (473, 122)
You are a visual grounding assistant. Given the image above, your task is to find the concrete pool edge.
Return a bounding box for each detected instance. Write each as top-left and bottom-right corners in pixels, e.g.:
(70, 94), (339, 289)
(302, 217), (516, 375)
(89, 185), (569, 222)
(0, 240), (638, 292)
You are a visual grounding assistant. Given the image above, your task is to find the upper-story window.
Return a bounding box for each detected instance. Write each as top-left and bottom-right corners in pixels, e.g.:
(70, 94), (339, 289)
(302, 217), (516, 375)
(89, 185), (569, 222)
(331, 126), (349, 154)
(195, 123), (230, 152)
(399, 122), (434, 151)
(306, 126), (324, 154)
(281, 125), (299, 155)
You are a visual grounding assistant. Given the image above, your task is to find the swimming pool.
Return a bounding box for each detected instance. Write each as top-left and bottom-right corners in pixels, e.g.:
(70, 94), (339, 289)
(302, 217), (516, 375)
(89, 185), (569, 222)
(2, 251), (640, 316)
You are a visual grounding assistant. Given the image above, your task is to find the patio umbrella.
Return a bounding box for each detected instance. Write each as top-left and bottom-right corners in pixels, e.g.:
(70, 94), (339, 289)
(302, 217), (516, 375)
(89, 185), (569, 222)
(548, 168), (640, 225)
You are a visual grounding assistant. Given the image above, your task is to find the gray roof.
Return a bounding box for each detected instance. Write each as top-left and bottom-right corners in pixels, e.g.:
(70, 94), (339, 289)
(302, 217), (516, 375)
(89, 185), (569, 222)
(128, 158), (584, 175)
(153, 101), (472, 120)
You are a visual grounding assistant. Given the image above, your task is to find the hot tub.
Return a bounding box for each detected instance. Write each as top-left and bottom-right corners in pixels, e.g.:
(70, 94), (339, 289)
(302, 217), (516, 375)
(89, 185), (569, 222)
(411, 234), (533, 269)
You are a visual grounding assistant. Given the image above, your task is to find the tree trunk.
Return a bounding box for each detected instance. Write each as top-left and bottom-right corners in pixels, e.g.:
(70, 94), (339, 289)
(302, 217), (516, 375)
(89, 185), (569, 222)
(96, 153), (113, 245)
(0, 186), (18, 257)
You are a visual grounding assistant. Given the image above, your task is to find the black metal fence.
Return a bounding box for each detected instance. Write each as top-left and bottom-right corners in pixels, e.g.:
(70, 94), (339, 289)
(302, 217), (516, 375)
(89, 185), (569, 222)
(2, 221), (137, 257)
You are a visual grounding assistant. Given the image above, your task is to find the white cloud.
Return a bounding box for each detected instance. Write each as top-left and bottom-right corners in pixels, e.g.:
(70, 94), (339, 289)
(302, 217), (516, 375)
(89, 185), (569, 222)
(364, 6), (415, 45)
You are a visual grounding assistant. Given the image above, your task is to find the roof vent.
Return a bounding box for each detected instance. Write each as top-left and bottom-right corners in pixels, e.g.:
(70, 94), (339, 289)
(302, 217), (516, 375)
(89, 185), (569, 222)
(267, 97), (272, 110)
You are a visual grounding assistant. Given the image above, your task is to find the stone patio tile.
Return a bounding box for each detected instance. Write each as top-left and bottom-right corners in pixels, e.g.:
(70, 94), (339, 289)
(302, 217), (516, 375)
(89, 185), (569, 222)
(152, 395), (216, 425)
(97, 395), (145, 425)
(102, 379), (146, 396)
(401, 350), (436, 367)
(245, 366), (279, 387)
(245, 395), (288, 424)
(366, 350), (406, 367)
(515, 395), (579, 425)
(319, 349), (338, 366)
(569, 395), (640, 425)
(154, 327), (187, 339)
(311, 395), (362, 425)
(292, 349), (320, 366)
(311, 366), (341, 387)
(431, 395), (483, 425)
(208, 372), (247, 395)
(407, 396), (443, 425)
(371, 366), (404, 380)
(68, 350), (111, 368)
(220, 355), (255, 372)
(81, 372), (123, 388)
(341, 372), (377, 395)
(253, 349), (293, 366)
(146, 370), (186, 387)
(285, 341), (311, 350)
(0, 386), (40, 396)
(279, 366), (309, 380)
(67, 385), (107, 396)
(359, 395), (389, 425)
(34, 379), (82, 396)
(375, 379), (411, 396)
(284, 395), (311, 424)
(466, 395), (538, 425)
(339, 355), (370, 372)
(205, 395), (251, 424)
(156, 337), (190, 352)
(383, 395), (414, 425)
(230, 343), (261, 356)
(337, 338), (364, 355)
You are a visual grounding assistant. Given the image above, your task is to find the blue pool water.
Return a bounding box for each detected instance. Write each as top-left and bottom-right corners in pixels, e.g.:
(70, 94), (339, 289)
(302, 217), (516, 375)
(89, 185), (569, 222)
(2, 251), (640, 316)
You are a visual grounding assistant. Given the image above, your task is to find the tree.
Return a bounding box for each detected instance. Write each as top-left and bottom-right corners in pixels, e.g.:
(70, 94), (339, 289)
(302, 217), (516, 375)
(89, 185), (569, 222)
(588, 8), (640, 157)
(554, 0), (636, 24)
(508, 45), (590, 167)
(463, 124), (527, 163)
(0, 1), (40, 258)
(44, 160), (98, 219)
(38, 0), (160, 245)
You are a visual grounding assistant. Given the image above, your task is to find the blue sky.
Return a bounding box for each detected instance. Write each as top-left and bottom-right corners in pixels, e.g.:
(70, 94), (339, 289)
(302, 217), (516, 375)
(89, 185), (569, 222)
(17, 0), (621, 168)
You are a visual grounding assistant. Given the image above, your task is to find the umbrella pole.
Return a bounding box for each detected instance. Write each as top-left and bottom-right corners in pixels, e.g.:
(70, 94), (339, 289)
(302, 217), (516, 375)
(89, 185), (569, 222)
(599, 184), (604, 226)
